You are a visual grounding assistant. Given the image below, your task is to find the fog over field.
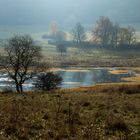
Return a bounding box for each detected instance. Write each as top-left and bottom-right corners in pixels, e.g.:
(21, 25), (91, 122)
(0, 0), (140, 39)
(0, 0), (140, 25)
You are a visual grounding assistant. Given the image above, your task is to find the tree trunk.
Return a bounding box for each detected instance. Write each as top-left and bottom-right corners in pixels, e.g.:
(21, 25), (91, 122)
(15, 83), (20, 93)
(15, 80), (23, 93)
(20, 84), (23, 93)
(19, 83), (23, 93)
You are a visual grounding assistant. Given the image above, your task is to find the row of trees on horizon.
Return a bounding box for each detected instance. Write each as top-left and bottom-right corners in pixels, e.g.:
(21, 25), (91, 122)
(45, 16), (139, 49)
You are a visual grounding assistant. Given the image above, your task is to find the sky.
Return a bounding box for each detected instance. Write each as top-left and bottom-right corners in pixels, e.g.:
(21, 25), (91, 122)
(0, 0), (140, 28)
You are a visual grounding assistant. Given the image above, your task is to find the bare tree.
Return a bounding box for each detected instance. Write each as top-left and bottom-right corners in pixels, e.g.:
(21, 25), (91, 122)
(71, 22), (86, 47)
(4, 35), (42, 93)
(92, 16), (137, 48)
(127, 26), (136, 45)
(118, 26), (136, 46)
(110, 23), (120, 47)
(93, 16), (113, 46)
(118, 28), (128, 45)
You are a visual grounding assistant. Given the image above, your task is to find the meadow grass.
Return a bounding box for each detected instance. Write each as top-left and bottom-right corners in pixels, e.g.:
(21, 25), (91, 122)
(41, 45), (140, 67)
(0, 83), (139, 140)
(1, 44), (140, 67)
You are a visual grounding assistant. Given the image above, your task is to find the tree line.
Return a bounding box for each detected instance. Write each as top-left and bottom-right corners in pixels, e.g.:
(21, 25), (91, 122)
(45, 16), (138, 49)
(92, 16), (136, 47)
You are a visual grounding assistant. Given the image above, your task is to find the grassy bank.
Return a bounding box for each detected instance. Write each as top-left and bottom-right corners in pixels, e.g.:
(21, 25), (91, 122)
(0, 84), (139, 140)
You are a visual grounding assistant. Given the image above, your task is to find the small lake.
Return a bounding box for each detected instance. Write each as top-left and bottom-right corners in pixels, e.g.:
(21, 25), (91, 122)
(0, 68), (135, 91)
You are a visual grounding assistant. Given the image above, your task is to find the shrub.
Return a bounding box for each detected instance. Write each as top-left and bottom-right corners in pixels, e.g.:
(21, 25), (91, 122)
(35, 72), (62, 91)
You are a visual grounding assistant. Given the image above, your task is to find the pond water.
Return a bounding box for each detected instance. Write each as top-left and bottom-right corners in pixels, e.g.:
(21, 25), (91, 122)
(0, 68), (135, 91)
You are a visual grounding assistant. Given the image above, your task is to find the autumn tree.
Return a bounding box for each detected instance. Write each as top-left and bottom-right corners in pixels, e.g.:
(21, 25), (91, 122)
(49, 21), (67, 46)
(71, 22), (86, 47)
(4, 35), (42, 93)
(50, 21), (59, 37)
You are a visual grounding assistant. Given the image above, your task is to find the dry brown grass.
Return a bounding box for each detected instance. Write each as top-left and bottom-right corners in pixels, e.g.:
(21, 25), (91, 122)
(0, 86), (139, 140)
(123, 74), (140, 82)
(64, 83), (140, 94)
(109, 70), (133, 74)
(109, 67), (140, 74)
(109, 67), (140, 83)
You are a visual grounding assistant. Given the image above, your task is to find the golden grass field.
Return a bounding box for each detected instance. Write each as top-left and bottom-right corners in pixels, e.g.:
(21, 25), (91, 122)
(0, 84), (140, 140)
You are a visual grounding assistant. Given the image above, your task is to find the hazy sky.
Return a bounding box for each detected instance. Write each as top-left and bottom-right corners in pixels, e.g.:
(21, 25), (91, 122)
(0, 0), (140, 27)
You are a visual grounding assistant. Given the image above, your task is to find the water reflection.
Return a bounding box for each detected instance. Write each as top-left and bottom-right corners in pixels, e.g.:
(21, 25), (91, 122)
(57, 69), (135, 88)
(0, 68), (135, 91)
